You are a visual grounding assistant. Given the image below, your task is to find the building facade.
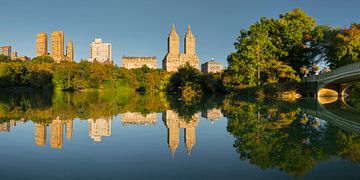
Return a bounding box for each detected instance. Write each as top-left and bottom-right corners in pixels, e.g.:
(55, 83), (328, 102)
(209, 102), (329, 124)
(0, 46), (11, 56)
(201, 60), (222, 73)
(163, 25), (199, 72)
(90, 38), (112, 63)
(36, 32), (48, 56)
(66, 40), (74, 61)
(51, 31), (64, 62)
(121, 56), (157, 69)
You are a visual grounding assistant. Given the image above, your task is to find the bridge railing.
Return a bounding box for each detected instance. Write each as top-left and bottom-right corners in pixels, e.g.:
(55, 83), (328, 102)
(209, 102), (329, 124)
(304, 61), (360, 82)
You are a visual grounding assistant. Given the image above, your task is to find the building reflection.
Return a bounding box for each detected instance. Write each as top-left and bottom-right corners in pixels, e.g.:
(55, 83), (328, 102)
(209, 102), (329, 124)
(0, 122), (10, 132)
(0, 120), (18, 132)
(88, 117), (111, 142)
(121, 112), (157, 125)
(34, 117), (73, 148)
(201, 108), (222, 124)
(163, 110), (199, 156)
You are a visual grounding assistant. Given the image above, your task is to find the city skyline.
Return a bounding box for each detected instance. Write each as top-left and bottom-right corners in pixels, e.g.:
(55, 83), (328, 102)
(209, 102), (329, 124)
(1, 0), (359, 66)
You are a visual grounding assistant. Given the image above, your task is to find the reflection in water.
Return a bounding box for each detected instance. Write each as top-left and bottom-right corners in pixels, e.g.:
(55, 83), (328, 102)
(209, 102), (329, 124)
(89, 117), (111, 142)
(34, 117), (74, 148)
(121, 112), (157, 125)
(163, 110), (199, 156)
(2, 90), (360, 178)
(201, 108), (222, 124)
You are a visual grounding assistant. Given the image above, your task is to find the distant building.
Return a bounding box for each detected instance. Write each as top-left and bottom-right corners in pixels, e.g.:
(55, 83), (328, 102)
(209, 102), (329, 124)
(11, 52), (17, 60)
(66, 40), (74, 61)
(0, 46), (11, 56)
(36, 32), (48, 56)
(51, 31), (65, 62)
(90, 38), (112, 63)
(163, 25), (200, 72)
(121, 56), (157, 69)
(17, 56), (30, 61)
(201, 60), (222, 73)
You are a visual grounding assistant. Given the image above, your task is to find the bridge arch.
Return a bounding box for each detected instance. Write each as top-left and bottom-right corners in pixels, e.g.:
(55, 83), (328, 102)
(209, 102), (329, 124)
(304, 61), (360, 97)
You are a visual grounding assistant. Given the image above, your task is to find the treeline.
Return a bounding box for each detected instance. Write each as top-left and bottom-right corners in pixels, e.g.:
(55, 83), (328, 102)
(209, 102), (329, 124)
(225, 8), (360, 89)
(0, 55), (170, 92)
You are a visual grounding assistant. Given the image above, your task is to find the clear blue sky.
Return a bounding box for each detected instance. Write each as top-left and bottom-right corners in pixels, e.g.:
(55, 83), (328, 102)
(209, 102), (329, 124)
(1, 0), (359, 67)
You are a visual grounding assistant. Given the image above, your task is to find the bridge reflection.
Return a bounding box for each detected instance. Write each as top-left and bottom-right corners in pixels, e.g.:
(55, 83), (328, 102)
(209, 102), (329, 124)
(303, 97), (360, 134)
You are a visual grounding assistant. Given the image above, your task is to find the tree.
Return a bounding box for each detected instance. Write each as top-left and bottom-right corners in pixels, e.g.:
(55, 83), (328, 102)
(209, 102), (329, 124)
(326, 24), (360, 67)
(227, 8), (318, 88)
(167, 63), (202, 97)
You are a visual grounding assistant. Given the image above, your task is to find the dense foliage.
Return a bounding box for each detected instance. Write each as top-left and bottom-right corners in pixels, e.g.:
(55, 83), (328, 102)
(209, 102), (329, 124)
(226, 8), (360, 89)
(166, 63), (226, 98)
(0, 55), (170, 92)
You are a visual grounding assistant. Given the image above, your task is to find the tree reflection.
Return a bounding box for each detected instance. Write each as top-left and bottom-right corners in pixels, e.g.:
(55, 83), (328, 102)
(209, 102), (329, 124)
(224, 97), (360, 177)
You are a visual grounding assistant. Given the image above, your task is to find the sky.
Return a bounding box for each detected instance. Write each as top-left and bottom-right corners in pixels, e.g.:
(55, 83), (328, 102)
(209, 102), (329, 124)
(0, 0), (359, 67)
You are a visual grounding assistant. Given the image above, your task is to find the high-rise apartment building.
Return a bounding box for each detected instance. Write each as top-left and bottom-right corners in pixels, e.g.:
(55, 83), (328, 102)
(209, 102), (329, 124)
(89, 38), (112, 63)
(36, 32), (48, 56)
(51, 31), (64, 62)
(163, 25), (199, 72)
(66, 40), (74, 61)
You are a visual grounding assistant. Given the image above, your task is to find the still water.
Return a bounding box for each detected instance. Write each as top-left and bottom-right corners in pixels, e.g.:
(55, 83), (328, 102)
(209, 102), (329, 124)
(1, 90), (360, 179)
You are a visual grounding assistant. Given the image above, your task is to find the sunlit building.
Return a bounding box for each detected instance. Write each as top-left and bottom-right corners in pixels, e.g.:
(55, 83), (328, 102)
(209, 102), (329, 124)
(201, 60), (222, 73)
(51, 31), (65, 62)
(0, 46), (11, 56)
(163, 25), (200, 72)
(89, 38), (112, 63)
(36, 32), (48, 56)
(66, 40), (74, 61)
(121, 56), (157, 69)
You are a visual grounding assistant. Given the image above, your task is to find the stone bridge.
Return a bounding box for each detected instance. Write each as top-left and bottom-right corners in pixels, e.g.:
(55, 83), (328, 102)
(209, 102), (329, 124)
(304, 61), (360, 97)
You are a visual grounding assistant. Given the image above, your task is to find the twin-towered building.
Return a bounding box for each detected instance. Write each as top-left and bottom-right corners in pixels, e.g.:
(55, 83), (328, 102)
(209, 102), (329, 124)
(120, 25), (201, 71)
(163, 25), (200, 72)
(36, 31), (74, 62)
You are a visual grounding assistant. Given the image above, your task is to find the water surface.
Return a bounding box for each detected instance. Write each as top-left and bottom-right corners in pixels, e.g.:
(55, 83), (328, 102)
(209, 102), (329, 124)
(1, 90), (360, 179)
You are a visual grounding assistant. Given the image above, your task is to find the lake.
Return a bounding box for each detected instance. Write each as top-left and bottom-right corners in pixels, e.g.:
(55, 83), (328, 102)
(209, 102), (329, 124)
(1, 90), (360, 179)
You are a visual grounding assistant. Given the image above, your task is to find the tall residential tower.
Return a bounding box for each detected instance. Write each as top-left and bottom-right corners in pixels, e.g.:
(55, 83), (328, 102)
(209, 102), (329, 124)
(36, 32), (48, 56)
(51, 31), (64, 62)
(89, 38), (112, 63)
(66, 40), (74, 61)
